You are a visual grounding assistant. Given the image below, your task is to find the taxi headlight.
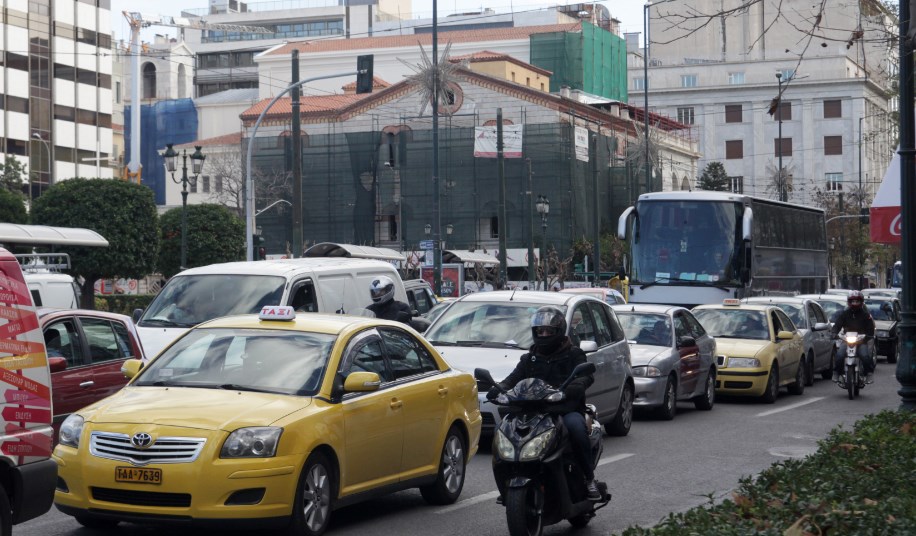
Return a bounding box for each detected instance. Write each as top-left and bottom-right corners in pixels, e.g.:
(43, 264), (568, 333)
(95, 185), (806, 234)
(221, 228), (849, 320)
(727, 357), (761, 369)
(58, 414), (84, 448)
(519, 429), (556, 461)
(495, 430), (515, 461)
(220, 427), (282, 458)
(632, 365), (663, 377)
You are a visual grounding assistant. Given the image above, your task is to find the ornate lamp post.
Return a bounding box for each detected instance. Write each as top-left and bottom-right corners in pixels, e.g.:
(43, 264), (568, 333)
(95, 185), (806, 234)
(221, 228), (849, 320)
(164, 144), (205, 270)
(775, 72), (787, 201)
(536, 195), (550, 290)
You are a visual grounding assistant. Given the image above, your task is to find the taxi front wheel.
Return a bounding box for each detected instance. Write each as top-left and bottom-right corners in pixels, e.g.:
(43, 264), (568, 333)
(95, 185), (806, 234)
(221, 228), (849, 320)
(420, 426), (466, 505)
(285, 451), (335, 536)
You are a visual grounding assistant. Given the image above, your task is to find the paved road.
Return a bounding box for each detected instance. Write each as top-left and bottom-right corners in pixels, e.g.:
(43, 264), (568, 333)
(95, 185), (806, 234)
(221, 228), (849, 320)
(18, 361), (903, 536)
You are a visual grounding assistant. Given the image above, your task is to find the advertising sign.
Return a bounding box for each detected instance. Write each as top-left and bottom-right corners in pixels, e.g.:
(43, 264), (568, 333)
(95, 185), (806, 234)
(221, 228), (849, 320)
(870, 147), (901, 244)
(574, 126), (589, 162)
(420, 264), (464, 298)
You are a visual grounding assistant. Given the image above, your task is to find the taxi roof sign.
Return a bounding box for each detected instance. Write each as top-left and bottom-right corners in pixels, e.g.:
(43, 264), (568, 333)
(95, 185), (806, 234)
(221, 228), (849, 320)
(722, 299), (742, 306)
(259, 305), (296, 321)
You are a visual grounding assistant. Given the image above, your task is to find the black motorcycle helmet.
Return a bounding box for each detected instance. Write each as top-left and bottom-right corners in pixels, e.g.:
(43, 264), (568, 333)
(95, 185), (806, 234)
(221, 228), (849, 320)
(530, 306), (568, 353)
(847, 290), (865, 311)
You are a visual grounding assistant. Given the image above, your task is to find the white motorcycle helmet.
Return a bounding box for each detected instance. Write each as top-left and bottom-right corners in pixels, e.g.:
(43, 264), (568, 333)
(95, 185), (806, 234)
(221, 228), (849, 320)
(369, 276), (396, 305)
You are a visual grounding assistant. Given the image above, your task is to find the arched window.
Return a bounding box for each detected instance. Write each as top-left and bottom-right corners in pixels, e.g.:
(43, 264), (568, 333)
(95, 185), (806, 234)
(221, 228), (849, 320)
(177, 64), (187, 99)
(671, 173), (679, 191)
(142, 63), (156, 99)
(680, 176), (691, 190)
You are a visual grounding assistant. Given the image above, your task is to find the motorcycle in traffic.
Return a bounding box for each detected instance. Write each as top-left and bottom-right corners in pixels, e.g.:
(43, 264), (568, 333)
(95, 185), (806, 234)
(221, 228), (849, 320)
(475, 363), (611, 536)
(837, 331), (868, 400)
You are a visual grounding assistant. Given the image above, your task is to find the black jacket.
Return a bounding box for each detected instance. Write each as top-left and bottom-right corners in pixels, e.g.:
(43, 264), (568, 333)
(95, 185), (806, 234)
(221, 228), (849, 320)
(498, 339), (594, 414)
(367, 300), (412, 324)
(831, 307), (875, 338)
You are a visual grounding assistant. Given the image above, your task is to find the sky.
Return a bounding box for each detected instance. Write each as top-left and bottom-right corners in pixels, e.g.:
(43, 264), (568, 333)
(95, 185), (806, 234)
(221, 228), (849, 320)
(109, 0), (647, 44)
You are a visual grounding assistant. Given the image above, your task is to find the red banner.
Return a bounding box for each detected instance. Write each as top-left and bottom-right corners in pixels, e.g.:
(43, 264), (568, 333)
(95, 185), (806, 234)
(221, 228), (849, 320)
(869, 206), (901, 244)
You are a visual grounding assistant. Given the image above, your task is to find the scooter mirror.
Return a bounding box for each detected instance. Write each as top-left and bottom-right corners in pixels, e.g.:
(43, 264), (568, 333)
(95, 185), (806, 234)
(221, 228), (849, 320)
(474, 368), (496, 386)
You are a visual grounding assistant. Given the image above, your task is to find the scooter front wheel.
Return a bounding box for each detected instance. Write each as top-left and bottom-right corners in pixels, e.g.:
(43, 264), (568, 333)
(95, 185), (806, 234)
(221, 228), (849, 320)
(846, 365), (855, 400)
(506, 485), (544, 536)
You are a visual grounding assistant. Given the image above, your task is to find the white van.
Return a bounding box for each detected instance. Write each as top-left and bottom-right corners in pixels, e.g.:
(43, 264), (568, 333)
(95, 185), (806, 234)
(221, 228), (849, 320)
(134, 257), (408, 359)
(0, 248), (58, 528)
(24, 273), (81, 309)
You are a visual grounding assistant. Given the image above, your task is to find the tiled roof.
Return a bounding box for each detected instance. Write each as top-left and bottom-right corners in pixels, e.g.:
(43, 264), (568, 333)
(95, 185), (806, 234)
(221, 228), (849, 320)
(176, 131), (244, 149)
(449, 50), (553, 77)
(265, 23), (581, 56)
(240, 93), (371, 123)
(341, 76), (391, 93)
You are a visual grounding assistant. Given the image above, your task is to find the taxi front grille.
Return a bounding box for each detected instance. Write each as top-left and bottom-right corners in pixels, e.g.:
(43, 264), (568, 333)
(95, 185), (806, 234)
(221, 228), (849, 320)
(90, 432), (206, 465)
(92, 487), (191, 507)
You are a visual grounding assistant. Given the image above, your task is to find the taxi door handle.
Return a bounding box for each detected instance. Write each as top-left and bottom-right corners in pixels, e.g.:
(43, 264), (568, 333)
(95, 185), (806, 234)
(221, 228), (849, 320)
(437, 387), (449, 397)
(79, 381), (95, 389)
(390, 399), (403, 409)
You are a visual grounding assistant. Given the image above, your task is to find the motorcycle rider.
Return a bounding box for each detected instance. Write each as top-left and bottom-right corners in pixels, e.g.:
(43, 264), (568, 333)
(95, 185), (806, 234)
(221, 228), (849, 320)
(486, 306), (600, 500)
(830, 290), (876, 383)
(366, 276), (412, 324)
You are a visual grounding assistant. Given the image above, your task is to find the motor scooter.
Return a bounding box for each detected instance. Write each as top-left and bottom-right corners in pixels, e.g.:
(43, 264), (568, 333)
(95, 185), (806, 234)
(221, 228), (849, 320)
(474, 363), (611, 536)
(837, 332), (867, 400)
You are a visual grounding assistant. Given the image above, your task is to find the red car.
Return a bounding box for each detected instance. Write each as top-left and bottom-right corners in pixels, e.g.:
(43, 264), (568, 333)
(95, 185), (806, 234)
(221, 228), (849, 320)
(39, 308), (145, 442)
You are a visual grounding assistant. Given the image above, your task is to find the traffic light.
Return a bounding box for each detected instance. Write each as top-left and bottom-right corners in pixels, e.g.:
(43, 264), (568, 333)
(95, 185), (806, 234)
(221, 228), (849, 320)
(859, 207), (870, 225)
(253, 234), (265, 260)
(356, 55), (374, 94)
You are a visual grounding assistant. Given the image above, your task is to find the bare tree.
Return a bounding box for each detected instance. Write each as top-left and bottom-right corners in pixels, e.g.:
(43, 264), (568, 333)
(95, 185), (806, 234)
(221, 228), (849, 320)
(207, 146), (291, 219)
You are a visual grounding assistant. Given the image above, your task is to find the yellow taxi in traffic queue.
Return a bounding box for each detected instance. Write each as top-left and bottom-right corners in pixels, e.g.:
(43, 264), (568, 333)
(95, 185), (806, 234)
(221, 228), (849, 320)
(52, 306), (482, 535)
(691, 300), (806, 403)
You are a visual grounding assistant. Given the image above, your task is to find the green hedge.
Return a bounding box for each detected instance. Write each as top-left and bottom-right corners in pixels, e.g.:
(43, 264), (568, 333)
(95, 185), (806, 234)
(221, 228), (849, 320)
(94, 294), (156, 317)
(622, 410), (916, 536)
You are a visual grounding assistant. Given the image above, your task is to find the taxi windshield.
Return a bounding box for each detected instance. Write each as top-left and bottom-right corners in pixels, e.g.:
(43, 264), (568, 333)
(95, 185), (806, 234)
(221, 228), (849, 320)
(140, 275), (286, 328)
(693, 309), (769, 340)
(425, 302), (564, 348)
(134, 328), (335, 396)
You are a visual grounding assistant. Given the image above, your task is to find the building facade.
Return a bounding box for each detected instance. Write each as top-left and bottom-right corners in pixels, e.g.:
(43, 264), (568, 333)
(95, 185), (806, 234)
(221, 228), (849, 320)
(632, 0), (895, 204)
(1, 0), (114, 199)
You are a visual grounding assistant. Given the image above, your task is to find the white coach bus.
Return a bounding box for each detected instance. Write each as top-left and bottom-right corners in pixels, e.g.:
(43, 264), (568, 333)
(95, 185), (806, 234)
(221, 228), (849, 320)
(617, 191), (828, 307)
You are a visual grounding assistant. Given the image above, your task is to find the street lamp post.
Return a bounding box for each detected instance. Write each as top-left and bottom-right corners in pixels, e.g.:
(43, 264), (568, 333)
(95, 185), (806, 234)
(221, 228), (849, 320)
(164, 144), (206, 270)
(536, 195), (549, 290)
(444, 223), (453, 251)
(775, 72), (786, 201)
(32, 133), (51, 199)
(643, 2), (651, 192)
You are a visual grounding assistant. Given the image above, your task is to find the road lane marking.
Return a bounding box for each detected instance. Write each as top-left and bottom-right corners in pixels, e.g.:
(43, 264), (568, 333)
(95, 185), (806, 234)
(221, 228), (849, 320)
(435, 453), (636, 514)
(756, 397), (825, 417)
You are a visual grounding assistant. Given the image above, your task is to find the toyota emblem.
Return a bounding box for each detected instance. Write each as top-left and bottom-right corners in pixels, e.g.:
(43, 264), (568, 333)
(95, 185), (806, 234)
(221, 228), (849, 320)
(131, 433), (153, 449)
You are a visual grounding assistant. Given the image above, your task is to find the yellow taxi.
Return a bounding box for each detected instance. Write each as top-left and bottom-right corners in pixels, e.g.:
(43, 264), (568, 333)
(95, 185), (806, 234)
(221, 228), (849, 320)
(692, 299), (805, 403)
(53, 306), (481, 534)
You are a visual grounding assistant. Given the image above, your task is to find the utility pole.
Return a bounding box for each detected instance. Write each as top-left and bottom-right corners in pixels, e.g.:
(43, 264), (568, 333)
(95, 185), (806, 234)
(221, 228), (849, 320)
(497, 108), (508, 288)
(526, 158), (535, 290)
(432, 0), (442, 296)
(591, 133), (600, 286)
(291, 50), (302, 258)
(776, 72), (786, 202)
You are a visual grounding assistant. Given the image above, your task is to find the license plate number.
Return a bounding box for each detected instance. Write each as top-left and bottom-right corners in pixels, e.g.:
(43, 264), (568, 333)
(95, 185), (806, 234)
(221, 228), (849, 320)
(115, 466), (162, 484)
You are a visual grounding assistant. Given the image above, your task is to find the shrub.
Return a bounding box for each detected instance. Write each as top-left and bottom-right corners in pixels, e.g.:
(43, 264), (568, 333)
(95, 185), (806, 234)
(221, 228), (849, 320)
(94, 294), (156, 317)
(622, 410), (916, 535)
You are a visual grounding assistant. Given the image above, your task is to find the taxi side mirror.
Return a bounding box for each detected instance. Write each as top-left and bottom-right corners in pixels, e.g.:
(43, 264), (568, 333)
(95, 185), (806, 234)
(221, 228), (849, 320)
(121, 358), (143, 379)
(813, 322), (830, 331)
(776, 330), (794, 341)
(343, 371), (382, 392)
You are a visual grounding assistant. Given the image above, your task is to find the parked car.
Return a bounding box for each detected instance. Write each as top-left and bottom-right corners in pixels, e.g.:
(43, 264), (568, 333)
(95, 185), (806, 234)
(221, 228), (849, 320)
(561, 287), (627, 305)
(424, 291), (634, 437)
(862, 288), (902, 300)
(404, 278), (440, 315)
(40, 308), (145, 442)
(692, 299), (805, 403)
(741, 297), (833, 384)
(864, 296), (901, 364)
(797, 294), (849, 323)
(54, 307), (481, 532)
(611, 304), (716, 419)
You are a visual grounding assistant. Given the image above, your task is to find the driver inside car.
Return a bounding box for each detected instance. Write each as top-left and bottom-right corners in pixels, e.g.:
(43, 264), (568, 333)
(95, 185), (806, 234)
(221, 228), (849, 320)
(486, 306), (599, 500)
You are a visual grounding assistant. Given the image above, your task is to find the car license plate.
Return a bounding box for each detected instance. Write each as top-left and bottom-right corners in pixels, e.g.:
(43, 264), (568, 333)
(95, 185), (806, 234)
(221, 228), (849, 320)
(115, 466), (162, 485)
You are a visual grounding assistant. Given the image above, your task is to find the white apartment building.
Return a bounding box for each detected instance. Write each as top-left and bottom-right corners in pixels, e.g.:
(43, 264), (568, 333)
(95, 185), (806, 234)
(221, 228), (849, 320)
(1, 0), (114, 197)
(631, 0), (896, 204)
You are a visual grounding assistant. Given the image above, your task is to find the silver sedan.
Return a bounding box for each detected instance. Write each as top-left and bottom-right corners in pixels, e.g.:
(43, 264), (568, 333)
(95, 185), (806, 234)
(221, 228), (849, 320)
(612, 304), (717, 420)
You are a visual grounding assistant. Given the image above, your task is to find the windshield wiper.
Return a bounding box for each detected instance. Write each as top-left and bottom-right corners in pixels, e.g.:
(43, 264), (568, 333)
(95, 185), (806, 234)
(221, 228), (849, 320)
(457, 340), (526, 350)
(140, 318), (182, 327)
(427, 340), (457, 346)
(217, 383), (278, 394)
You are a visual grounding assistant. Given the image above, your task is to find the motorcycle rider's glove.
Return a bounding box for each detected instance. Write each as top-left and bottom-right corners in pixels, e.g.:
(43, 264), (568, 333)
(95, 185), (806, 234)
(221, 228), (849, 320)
(486, 386), (502, 401)
(564, 384), (585, 401)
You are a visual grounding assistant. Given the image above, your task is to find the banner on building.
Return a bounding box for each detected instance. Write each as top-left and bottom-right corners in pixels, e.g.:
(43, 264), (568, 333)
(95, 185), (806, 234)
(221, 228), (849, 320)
(473, 125), (523, 158)
(574, 126), (589, 162)
(870, 147), (900, 244)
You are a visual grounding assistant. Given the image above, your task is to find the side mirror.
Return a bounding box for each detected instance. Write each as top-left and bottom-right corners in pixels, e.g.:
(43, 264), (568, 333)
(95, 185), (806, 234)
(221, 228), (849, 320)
(412, 309), (421, 317)
(813, 322), (830, 331)
(132, 308), (144, 323)
(121, 358), (143, 379)
(343, 371), (381, 392)
(579, 340), (598, 353)
(574, 362), (597, 376)
(474, 368), (496, 386)
(409, 316), (431, 334)
(776, 330), (794, 341)
(48, 357), (67, 373)
(677, 336), (696, 348)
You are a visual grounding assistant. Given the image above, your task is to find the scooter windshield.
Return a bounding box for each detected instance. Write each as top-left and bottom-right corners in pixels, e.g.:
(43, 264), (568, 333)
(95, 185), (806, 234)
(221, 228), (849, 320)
(508, 378), (554, 401)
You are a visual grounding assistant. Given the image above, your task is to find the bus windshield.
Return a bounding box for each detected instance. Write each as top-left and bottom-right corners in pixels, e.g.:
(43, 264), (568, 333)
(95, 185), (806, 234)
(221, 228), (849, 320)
(631, 200), (742, 286)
